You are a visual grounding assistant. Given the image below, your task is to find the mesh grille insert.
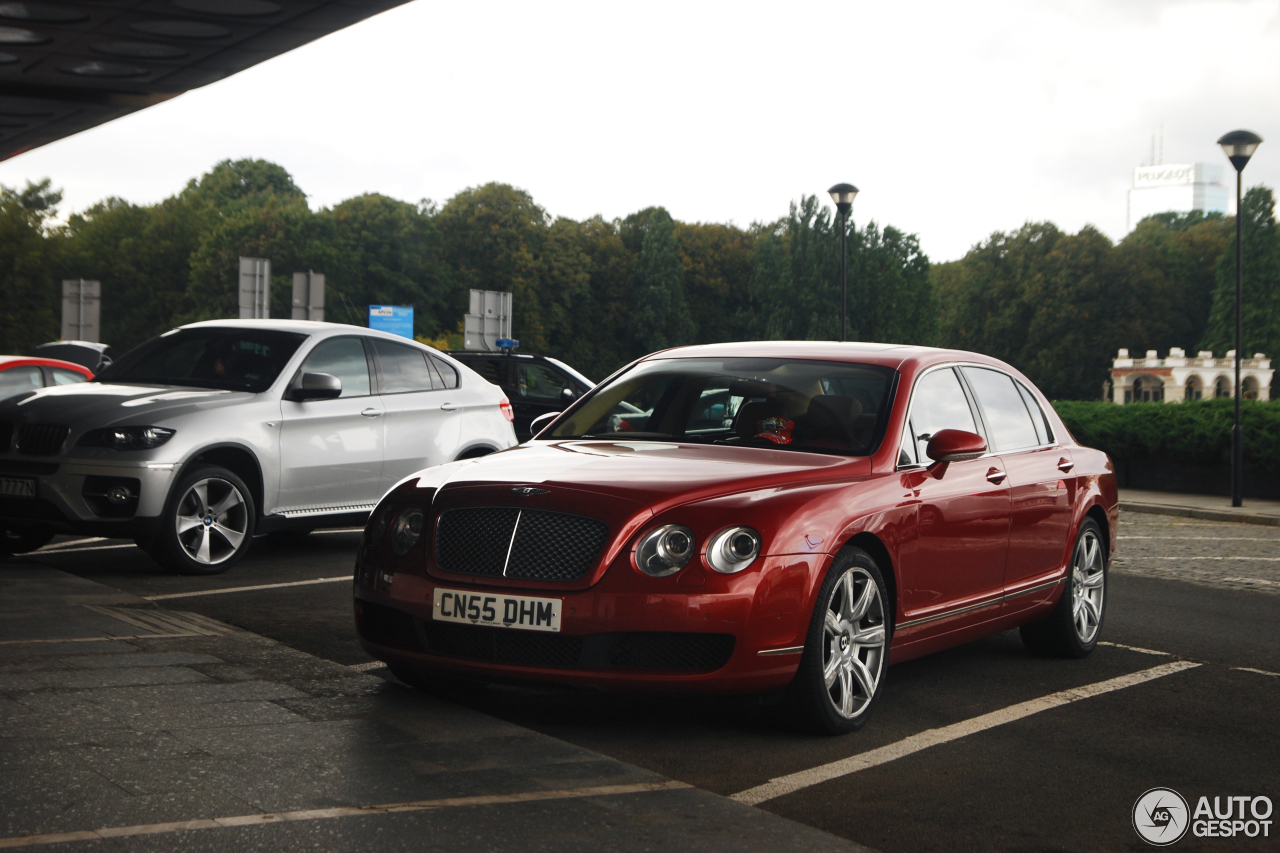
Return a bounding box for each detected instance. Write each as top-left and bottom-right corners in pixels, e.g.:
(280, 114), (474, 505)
(15, 424), (69, 457)
(607, 632), (736, 671)
(434, 507), (608, 582)
(435, 507), (519, 576)
(425, 621), (584, 669)
(506, 510), (609, 581)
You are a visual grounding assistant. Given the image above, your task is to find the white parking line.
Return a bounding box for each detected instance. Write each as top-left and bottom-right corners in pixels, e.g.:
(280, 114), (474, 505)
(31, 543), (137, 555)
(349, 661), (388, 672)
(731, 660), (1201, 806)
(1135, 555), (1280, 562)
(0, 780), (692, 849)
(143, 576), (350, 601)
(1098, 641), (1171, 656)
(1122, 536), (1280, 541)
(1233, 666), (1280, 678)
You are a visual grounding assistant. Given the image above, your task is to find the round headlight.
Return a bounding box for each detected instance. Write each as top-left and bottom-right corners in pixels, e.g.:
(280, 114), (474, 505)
(635, 524), (695, 577)
(389, 507), (424, 555)
(705, 526), (761, 574)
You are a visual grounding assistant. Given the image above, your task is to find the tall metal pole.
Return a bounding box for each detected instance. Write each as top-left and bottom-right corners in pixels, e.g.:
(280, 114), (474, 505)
(839, 208), (848, 342)
(1232, 169), (1244, 507)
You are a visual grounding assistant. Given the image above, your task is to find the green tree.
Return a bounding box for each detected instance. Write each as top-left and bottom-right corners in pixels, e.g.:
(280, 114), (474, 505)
(631, 207), (696, 353)
(1201, 186), (1280, 358)
(0, 180), (62, 354)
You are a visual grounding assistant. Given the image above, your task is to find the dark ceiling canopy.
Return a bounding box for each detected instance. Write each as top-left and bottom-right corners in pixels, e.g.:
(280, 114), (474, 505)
(0, 0), (412, 161)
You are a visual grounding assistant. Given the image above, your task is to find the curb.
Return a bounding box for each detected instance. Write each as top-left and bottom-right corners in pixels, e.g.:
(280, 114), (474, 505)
(1120, 501), (1280, 528)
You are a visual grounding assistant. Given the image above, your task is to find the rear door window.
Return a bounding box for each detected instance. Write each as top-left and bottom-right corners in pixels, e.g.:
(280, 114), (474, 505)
(49, 368), (88, 385)
(429, 355), (459, 389)
(373, 339), (436, 393)
(0, 366), (43, 398)
(962, 367), (1040, 452)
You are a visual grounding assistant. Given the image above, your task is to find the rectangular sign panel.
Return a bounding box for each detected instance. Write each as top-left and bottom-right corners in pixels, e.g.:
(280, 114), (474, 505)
(368, 304), (413, 338)
(61, 279), (100, 343)
(239, 257), (270, 319)
(291, 272), (325, 321)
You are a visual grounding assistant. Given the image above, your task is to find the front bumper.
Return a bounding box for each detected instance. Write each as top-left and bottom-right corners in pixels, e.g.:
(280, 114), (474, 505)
(354, 553), (826, 693)
(0, 456), (174, 537)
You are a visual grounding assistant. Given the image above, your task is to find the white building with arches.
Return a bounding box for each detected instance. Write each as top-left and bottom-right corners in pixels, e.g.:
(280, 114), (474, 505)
(1109, 348), (1273, 404)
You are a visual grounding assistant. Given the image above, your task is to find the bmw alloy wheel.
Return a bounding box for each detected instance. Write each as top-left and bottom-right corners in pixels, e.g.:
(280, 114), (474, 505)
(822, 567), (887, 720)
(174, 477), (248, 566)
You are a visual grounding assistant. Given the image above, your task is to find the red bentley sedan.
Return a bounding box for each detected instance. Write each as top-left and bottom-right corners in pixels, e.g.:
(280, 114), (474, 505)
(354, 342), (1116, 734)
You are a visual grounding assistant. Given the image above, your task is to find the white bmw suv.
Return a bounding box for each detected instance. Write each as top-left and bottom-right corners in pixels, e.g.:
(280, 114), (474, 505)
(0, 320), (518, 574)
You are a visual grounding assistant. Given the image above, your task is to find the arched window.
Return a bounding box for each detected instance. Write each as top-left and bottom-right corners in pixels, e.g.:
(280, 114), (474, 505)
(1215, 377), (1231, 398)
(1243, 376), (1260, 400)
(1132, 376), (1163, 403)
(1184, 375), (1203, 401)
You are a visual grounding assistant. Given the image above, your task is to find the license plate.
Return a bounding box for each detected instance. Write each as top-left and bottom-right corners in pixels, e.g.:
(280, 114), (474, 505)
(0, 477), (35, 499)
(432, 588), (562, 633)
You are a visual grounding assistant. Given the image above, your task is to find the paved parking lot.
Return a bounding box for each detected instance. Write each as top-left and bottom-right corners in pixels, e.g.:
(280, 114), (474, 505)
(9, 511), (1279, 852)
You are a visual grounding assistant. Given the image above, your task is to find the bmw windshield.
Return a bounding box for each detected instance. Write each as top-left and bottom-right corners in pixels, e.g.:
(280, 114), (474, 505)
(95, 328), (307, 393)
(546, 357), (896, 455)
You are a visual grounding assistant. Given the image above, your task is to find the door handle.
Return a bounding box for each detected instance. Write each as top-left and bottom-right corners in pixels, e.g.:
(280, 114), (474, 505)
(360, 408), (382, 418)
(986, 467), (1007, 484)
(440, 402), (458, 412)
(1057, 458), (1074, 473)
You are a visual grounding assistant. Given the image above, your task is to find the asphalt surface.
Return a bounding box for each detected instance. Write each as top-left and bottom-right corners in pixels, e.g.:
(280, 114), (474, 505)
(15, 511), (1280, 853)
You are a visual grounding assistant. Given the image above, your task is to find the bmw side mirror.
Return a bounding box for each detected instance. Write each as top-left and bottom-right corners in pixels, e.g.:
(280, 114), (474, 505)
(529, 411), (560, 437)
(925, 429), (987, 464)
(286, 372), (342, 402)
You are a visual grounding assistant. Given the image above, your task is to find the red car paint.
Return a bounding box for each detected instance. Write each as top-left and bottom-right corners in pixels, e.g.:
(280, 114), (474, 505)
(355, 342), (1117, 692)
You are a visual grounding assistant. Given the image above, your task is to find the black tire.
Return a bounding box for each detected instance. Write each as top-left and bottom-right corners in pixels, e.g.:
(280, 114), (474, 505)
(151, 465), (256, 576)
(785, 547), (892, 735)
(1, 525), (56, 555)
(1020, 518), (1106, 658)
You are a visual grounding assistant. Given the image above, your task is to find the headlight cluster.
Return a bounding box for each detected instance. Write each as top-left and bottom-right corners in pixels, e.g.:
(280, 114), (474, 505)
(388, 506), (425, 555)
(78, 426), (176, 450)
(634, 524), (762, 577)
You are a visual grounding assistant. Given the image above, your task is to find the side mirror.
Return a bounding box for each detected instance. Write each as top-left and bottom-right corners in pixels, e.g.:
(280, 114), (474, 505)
(286, 372), (342, 402)
(560, 386), (577, 402)
(529, 411), (560, 437)
(925, 429), (987, 463)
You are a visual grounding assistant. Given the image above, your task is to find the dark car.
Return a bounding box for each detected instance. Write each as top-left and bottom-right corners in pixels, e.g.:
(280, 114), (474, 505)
(356, 341), (1117, 735)
(30, 341), (111, 373)
(447, 351), (592, 440)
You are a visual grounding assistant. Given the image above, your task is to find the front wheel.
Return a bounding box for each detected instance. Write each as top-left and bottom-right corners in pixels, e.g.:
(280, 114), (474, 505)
(785, 547), (891, 735)
(149, 466), (256, 576)
(1020, 518), (1106, 658)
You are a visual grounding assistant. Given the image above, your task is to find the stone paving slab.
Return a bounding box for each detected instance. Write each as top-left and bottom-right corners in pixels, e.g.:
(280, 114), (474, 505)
(1114, 510), (1280, 596)
(0, 567), (875, 852)
(1120, 488), (1280, 526)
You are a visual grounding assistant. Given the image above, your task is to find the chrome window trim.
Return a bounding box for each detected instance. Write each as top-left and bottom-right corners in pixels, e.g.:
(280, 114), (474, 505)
(895, 361), (1059, 471)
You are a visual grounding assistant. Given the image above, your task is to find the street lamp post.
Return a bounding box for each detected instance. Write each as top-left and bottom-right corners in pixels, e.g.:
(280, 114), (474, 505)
(1217, 129), (1263, 508)
(828, 183), (858, 342)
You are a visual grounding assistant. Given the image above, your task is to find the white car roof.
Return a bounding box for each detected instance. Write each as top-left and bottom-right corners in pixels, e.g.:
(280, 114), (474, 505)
(176, 319), (440, 349)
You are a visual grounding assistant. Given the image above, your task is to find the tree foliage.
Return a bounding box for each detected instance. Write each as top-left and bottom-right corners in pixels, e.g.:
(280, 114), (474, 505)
(1202, 186), (1280, 358)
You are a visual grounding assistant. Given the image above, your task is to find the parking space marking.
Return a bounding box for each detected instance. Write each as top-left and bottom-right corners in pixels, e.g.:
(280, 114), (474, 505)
(0, 780), (692, 849)
(730, 660), (1200, 807)
(349, 661), (388, 672)
(1098, 641), (1171, 656)
(28, 543), (137, 555)
(143, 576), (350, 600)
(1233, 666), (1280, 678)
(1122, 535), (1280, 541)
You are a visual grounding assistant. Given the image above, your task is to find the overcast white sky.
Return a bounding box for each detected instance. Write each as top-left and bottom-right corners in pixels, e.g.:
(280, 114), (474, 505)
(2, 0), (1278, 261)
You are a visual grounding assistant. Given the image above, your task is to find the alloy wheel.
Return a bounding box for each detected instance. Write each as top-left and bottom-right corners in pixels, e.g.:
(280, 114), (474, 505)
(1070, 528), (1105, 644)
(174, 477), (248, 565)
(822, 567), (887, 719)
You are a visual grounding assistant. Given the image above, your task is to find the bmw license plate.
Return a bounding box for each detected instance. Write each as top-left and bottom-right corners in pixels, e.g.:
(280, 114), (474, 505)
(0, 477), (35, 499)
(432, 588), (562, 633)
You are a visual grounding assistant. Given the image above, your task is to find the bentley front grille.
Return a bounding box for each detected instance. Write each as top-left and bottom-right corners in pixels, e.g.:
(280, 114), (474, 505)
(435, 507), (609, 582)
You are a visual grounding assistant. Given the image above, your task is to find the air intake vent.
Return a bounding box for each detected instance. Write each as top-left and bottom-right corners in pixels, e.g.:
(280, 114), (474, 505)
(16, 424), (69, 457)
(435, 507), (609, 582)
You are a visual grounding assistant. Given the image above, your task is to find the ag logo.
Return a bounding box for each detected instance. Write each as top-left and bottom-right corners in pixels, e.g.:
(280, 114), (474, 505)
(1133, 787), (1190, 846)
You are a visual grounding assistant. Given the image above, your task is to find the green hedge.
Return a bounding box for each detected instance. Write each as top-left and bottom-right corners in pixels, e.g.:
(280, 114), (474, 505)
(1051, 399), (1280, 479)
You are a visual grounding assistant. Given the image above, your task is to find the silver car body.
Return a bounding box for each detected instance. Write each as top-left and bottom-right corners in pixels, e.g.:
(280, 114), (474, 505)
(0, 320), (517, 539)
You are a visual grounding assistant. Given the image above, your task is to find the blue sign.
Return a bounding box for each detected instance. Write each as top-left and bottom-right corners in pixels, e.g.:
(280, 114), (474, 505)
(368, 305), (414, 339)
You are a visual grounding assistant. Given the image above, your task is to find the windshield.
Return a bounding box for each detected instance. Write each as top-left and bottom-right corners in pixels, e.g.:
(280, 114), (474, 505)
(547, 357), (897, 455)
(95, 328), (307, 393)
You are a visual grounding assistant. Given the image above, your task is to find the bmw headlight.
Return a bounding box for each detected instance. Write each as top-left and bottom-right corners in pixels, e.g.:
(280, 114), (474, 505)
(389, 507), (425, 555)
(705, 526), (761, 574)
(78, 426), (176, 451)
(635, 524), (695, 577)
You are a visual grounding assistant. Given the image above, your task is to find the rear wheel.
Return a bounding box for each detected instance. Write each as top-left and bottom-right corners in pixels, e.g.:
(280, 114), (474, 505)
(1020, 518), (1106, 658)
(785, 547), (890, 735)
(149, 466), (256, 576)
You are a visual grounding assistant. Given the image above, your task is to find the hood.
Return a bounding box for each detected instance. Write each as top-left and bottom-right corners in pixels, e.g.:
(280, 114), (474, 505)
(437, 439), (870, 512)
(0, 383), (255, 427)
